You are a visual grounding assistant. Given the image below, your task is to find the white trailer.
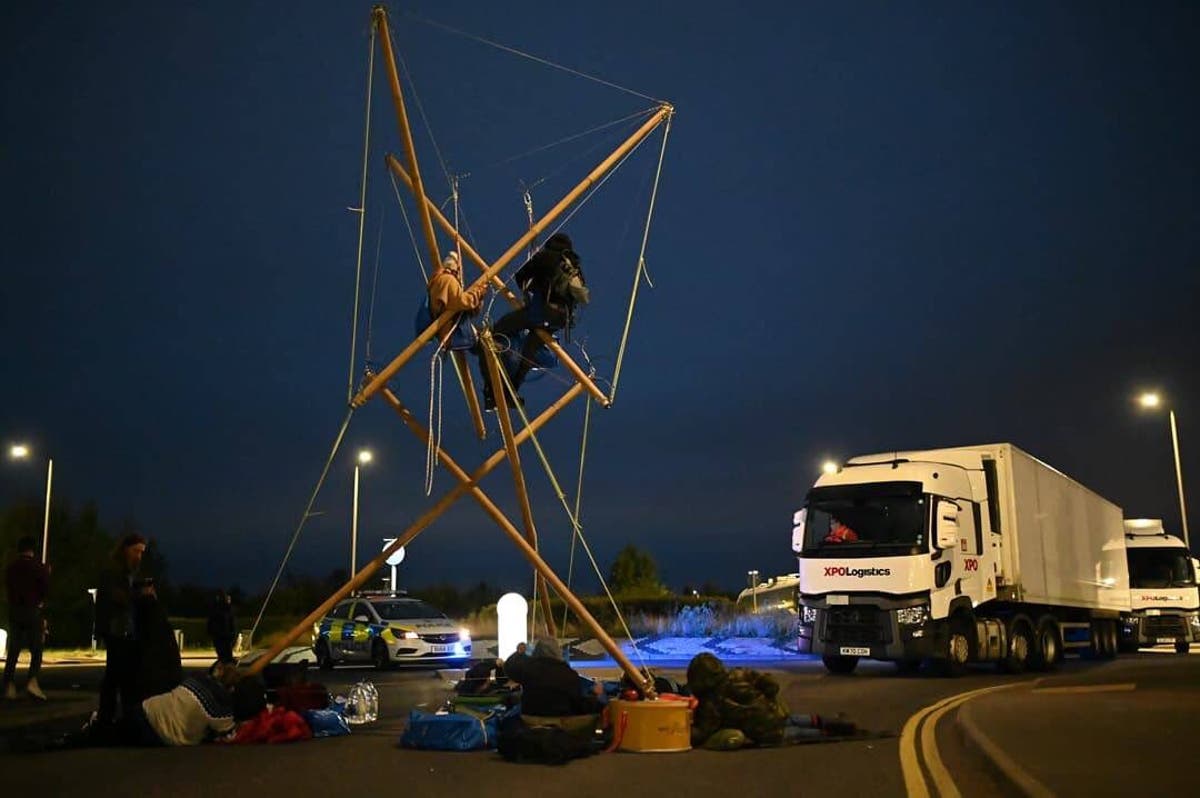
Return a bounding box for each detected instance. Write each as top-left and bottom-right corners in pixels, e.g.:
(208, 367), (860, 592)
(1120, 519), (1199, 654)
(792, 443), (1131, 675)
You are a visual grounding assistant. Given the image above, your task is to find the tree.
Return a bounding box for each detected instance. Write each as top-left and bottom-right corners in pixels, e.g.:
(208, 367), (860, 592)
(608, 544), (666, 596)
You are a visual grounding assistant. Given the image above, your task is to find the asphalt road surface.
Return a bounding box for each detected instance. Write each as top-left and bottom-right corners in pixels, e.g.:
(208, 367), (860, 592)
(2, 651), (1195, 797)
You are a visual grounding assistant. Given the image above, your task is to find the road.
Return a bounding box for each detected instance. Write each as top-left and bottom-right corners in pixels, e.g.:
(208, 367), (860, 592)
(2, 651), (1196, 797)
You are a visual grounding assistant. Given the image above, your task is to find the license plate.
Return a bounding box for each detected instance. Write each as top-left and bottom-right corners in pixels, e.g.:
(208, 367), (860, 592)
(429, 644), (453, 654)
(1157, 638), (1176, 644)
(840, 647), (870, 656)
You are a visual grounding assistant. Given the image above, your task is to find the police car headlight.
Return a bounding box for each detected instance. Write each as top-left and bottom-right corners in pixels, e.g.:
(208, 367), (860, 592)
(459, 628), (471, 641)
(400, 630), (419, 640)
(897, 605), (930, 626)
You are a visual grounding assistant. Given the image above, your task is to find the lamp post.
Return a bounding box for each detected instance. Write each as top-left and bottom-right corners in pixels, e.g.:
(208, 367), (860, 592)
(8, 443), (53, 564)
(747, 569), (760, 613)
(1138, 393), (1190, 549)
(351, 449), (374, 580)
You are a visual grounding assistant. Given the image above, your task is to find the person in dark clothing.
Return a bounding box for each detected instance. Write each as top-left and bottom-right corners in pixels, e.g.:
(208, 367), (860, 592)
(3, 536), (50, 701)
(94, 534), (147, 724)
(480, 233), (589, 411)
(133, 579), (182, 700)
(504, 639), (602, 717)
(206, 590), (237, 664)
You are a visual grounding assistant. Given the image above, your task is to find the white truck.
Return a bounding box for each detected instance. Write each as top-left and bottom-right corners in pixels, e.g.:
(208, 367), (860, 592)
(1120, 518), (1199, 654)
(792, 443), (1131, 675)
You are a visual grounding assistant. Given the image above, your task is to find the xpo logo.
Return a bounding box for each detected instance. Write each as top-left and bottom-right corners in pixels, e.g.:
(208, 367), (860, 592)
(963, 559), (979, 572)
(823, 566), (893, 578)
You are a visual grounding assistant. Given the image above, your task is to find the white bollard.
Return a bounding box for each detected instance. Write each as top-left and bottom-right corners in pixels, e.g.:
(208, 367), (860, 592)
(496, 593), (528, 660)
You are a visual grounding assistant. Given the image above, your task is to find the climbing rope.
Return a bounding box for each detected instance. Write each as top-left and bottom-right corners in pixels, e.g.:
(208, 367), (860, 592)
(346, 26), (377, 404)
(609, 115), (672, 404)
(364, 206), (386, 363)
(424, 335), (449, 496)
(404, 12), (663, 103)
(491, 349), (648, 672)
(560, 395), (593, 633)
(251, 409), (355, 642)
(389, 168), (430, 283)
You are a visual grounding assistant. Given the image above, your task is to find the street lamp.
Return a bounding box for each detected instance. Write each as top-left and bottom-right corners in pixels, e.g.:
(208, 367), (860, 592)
(822, 460), (839, 476)
(7, 443), (53, 564)
(747, 569), (760, 613)
(351, 449), (374, 578)
(1138, 392), (1190, 548)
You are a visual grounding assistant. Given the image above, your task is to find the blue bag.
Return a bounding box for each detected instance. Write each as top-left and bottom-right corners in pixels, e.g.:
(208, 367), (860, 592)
(414, 300), (479, 352)
(303, 708), (351, 738)
(400, 707), (516, 751)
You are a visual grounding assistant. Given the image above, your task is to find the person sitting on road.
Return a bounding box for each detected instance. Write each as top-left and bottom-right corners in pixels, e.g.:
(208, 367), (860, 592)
(504, 639), (603, 717)
(686, 653), (857, 749)
(67, 663), (264, 748)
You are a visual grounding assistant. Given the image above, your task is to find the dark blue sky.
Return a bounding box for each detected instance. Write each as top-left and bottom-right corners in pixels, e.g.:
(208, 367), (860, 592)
(3, 1), (1197, 595)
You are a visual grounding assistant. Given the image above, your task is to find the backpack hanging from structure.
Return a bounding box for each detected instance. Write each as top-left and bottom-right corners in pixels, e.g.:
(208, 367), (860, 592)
(413, 299), (479, 352)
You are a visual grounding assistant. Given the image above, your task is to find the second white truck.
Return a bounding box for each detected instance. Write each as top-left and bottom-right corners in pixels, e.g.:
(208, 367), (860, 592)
(1120, 518), (1199, 654)
(793, 443), (1131, 675)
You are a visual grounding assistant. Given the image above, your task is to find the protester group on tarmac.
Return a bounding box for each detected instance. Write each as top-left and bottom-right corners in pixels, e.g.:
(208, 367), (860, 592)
(3, 531), (870, 757)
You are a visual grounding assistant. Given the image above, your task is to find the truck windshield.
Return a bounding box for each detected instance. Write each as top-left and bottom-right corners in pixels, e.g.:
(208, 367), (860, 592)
(1127, 548), (1196, 588)
(802, 481), (928, 555)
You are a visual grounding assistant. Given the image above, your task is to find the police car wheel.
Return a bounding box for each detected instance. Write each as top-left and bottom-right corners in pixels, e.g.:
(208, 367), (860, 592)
(372, 639), (392, 670)
(316, 640), (336, 671)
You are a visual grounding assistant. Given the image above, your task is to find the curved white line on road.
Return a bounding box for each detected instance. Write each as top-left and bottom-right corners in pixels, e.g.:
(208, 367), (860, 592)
(900, 681), (1031, 798)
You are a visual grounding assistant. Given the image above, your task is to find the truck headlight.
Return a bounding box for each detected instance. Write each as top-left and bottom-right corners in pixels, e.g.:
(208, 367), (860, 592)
(801, 606), (818, 624)
(897, 605), (930, 626)
(1190, 614), (1200, 630)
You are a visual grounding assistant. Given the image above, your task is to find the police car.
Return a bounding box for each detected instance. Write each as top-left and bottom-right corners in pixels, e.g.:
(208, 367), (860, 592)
(312, 594), (471, 669)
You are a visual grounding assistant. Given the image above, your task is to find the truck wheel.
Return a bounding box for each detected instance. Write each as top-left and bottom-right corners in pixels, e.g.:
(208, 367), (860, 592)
(1102, 621), (1119, 659)
(822, 655), (859, 675)
(1030, 619), (1061, 672)
(1000, 621), (1032, 674)
(316, 640), (336, 671)
(937, 619), (972, 677)
(1175, 640), (1191, 655)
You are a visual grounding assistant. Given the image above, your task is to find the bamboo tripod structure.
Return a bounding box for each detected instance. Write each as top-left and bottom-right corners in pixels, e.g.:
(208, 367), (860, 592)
(246, 7), (671, 697)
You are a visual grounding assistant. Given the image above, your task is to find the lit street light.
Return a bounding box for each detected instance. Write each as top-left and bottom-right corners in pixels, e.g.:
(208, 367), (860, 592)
(747, 569), (760, 613)
(351, 449), (374, 579)
(7, 442), (53, 564)
(822, 460), (839, 475)
(1138, 392), (1190, 548)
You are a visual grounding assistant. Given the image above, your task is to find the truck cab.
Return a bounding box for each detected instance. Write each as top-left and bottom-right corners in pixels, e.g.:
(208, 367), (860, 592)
(793, 450), (999, 674)
(794, 444), (1128, 676)
(1121, 519), (1199, 654)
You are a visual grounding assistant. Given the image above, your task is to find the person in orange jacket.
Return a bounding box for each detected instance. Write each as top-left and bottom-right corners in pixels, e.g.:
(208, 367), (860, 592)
(427, 251), (485, 336)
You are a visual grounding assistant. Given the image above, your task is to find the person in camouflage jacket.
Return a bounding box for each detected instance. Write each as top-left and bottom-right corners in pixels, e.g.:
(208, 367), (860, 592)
(686, 653), (790, 746)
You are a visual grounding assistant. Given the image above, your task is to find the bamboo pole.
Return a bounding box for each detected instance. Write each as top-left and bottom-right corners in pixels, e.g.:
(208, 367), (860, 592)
(380, 386), (648, 693)
(352, 104), (672, 407)
(246, 382), (585, 676)
(385, 154), (610, 407)
(451, 350), (487, 439)
(373, 6), (441, 270)
(480, 334), (558, 637)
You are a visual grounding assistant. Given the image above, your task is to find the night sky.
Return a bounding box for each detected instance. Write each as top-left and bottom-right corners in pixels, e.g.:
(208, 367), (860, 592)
(3, 1), (1197, 597)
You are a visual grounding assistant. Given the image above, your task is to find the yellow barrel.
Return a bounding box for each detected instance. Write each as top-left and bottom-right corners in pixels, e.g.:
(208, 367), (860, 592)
(609, 697), (693, 753)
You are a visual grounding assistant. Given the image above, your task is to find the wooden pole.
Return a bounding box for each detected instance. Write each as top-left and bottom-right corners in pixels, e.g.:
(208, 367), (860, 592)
(480, 333), (558, 638)
(385, 154), (610, 407)
(352, 104), (672, 407)
(451, 350), (487, 439)
(245, 383), (585, 676)
(373, 6), (441, 270)
(380, 386), (648, 693)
